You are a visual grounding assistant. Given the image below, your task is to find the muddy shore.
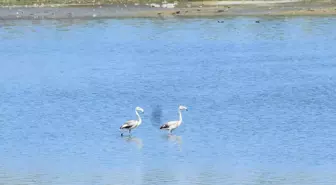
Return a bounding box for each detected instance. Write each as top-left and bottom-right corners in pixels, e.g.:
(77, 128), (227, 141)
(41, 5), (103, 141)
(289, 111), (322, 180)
(0, 1), (336, 20)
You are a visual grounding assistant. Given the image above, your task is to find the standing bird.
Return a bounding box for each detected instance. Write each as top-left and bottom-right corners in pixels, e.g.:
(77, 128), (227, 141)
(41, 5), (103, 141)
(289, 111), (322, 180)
(160, 105), (188, 134)
(120, 107), (144, 136)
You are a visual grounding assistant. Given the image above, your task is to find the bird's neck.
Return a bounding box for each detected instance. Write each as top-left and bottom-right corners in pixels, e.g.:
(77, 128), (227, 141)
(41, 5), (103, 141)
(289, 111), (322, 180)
(136, 110), (142, 125)
(178, 110), (183, 126)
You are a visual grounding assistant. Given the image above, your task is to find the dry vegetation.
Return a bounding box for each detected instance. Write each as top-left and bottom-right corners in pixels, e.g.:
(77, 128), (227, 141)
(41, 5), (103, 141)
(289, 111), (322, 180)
(0, 0), (176, 6)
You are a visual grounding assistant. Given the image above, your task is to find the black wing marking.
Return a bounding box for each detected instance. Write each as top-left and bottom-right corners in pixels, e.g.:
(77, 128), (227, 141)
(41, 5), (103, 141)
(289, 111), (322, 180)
(121, 125), (133, 129)
(160, 124), (169, 129)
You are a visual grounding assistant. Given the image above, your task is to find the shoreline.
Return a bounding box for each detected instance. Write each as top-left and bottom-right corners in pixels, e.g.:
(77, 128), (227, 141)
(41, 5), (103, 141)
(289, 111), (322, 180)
(1, 1), (336, 20)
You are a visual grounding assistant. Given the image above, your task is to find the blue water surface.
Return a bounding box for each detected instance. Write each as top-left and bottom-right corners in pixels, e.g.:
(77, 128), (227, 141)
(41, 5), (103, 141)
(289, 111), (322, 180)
(1, 16), (336, 185)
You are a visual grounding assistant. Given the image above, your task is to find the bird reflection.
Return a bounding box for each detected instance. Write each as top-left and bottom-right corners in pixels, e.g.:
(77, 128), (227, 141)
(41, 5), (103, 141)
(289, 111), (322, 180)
(123, 136), (143, 149)
(162, 134), (182, 150)
(167, 134), (182, 145)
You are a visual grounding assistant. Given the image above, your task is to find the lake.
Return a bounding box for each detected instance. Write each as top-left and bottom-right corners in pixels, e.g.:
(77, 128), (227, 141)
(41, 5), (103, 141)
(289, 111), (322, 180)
(1, 16), (336, 185)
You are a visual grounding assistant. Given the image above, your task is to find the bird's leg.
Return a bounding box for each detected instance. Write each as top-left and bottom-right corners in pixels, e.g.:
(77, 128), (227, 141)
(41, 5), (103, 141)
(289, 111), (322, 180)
(129, 129), (132, 136)
(120, 129), (124, 137)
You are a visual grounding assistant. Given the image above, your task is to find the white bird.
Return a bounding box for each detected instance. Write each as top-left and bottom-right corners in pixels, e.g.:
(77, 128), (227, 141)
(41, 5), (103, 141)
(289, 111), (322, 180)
(120, 107), (144, 136)
(160, 105), (188, 134)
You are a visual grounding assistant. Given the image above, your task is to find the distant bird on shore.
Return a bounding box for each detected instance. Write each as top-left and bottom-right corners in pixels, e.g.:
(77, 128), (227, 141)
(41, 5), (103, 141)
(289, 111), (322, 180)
(120, 107), (144, 136)
(16, 9), (24, 15)
(16, 10), (23, 18)
(160, 105), (188, 134)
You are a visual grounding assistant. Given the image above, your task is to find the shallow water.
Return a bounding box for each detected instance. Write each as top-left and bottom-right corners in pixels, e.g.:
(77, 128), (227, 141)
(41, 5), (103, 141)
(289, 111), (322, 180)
(1, 17), (336, 185)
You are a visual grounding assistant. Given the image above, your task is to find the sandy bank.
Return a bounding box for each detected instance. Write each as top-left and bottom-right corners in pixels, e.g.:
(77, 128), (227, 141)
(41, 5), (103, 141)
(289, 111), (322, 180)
(0, 1), (336, 20)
